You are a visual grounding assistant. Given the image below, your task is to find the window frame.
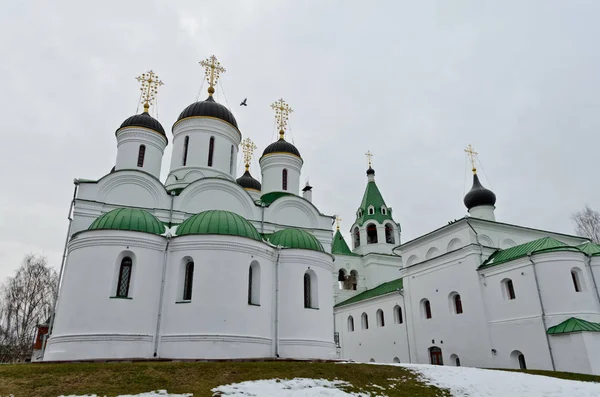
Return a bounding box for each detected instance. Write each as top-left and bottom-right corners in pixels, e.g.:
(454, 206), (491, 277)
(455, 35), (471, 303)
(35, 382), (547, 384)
(347, 315), (354, 332)
(182, 136), (189, 166)
(137, 145), (146, 167)
(282, 169), (288, 191)
(208, 136), (215, 167)
(182, 261), (194, 301)
(366, 223), (378, 244)
(376, 309), (385, 327)
(116, 257), (133, 298)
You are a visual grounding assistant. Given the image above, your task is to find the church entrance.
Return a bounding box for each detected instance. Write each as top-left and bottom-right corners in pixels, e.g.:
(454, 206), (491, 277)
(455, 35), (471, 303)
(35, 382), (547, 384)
(429, 346), (443, 365)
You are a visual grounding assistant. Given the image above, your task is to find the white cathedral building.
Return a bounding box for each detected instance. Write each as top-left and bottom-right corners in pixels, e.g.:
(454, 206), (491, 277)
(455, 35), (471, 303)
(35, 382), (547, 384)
(41, 58), (600, 375)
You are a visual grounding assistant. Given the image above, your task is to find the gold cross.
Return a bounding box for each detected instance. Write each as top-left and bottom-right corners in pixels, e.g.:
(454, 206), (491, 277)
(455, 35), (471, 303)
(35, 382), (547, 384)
(241, 137), (257, 171)
(335, 215), (342, 230)
(200, 55), (225, 96)
(464, 144), (478, 174)
(270, 98), (293, 139)
(365, 150), (374, 168)
(136, 70), (164, 113)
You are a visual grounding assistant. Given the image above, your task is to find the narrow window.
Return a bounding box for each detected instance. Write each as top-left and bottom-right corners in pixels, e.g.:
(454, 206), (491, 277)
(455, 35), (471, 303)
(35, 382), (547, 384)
(518, 354), (527, 369)
(182, 136), (189, 166)
(353, 227), (360, 248)
(137, 145), (146, 167)
(338, 269), (347, 290)
(348, 316), (354, 332)
(361, 312), (369, 330)
(208, 136), (215, 167)
(456, 357), (461, 367)
(454, 294), (463, 314)
(367, 224), (378, 244)
(368, 206), (375, 215)
(304, 272), (311, 308)
(571, 269), (582, 292)
(376, 309), (385, 327)
(116, 257), (132, 297)
(229, 145), (234, 174)
(183, 261), (194, 301)
(381, 207), (387, 215)
(394, 305), (403, 324)
(385, 223), (395, 244)
(350, 270), (358, 290)
(506, 279), (516, 300)
(248, 261), (261, 305)
(424, 300), (432, 319)
(282, 169), (288, 190)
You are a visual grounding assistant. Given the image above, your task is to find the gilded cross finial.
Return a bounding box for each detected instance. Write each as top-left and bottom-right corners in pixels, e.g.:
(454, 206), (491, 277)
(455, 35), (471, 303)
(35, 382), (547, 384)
(270, 98), (293, 139)
(241, 137), (257, 172)
(335, 215), (342, 230)
(136, 70), (164, 113)
(200, 55), (225, 96)
(464, 144), (478, 174)
(365, 150), (374, 168)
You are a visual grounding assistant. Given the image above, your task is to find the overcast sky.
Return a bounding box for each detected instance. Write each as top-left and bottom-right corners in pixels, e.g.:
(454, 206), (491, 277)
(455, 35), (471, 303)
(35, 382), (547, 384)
(1, 1), (599, 280)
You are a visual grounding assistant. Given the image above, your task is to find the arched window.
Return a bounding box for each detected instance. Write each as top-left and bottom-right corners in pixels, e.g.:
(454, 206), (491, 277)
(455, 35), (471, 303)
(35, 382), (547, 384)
(393, 305), (403, 324)
(182, 136), (189, 166)
(361, 312), (369, 330)
(116, 257), (132, 298)
(282, 169), (288, 190)
(353, 227), (360, 248)
(303, 270), (318, 308)
(518, 354), (527, 369)
(511, 350), (527, 369)
(369, 358), (375, 362)
(338, 269), (347, 290)
(571, 268), (584, 292)
(229, 145), (234, 174)
(183, 261), (194, 301)
(207, 136), (215, 167)
(502, 279), (516, 300)
(450, 354), (461, 367)
(393, 357), (400, 363)
(429, 346), (443, 365)
(347, 316), (354, 332)
(137, 145), (146, 167)
(350, 270), (358, 290)
(385, 223), (395, 244)
(367, 224), (378, 244)
(381, 207), (387, 215)
(454, 294), (463, 314)
(422, 299), (432, 319)
(376, 309), (385, 327)
(248, 261), (261, 305)
(368, 206), (375, 215)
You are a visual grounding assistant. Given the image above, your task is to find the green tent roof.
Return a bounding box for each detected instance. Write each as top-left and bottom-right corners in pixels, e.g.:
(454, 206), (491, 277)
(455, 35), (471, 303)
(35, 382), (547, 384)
(577, 242), (600, 256)
(354, 180), (395, 227)
(547, 317), (600, 335)
(88, 208), (165, 235)
(269, 228), (324, 252)
(332, 230), (358, 256)
(480, 237), (581, 269)
(335, 278), (403, 308)
(176, 210), (262, 242)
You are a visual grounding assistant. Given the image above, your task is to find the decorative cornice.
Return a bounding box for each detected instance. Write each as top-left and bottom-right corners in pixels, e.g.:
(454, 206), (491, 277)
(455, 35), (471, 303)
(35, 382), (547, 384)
(115, 125), (168, 144)
(160, 334), (271, 345)
(259, 153), (304, 167)
(116, 128), (168, 151)
(172, 116), (241, 141)
(69, 231), (166, 252)
(48, 333), (153, 344)
(278, 338), (335, 348)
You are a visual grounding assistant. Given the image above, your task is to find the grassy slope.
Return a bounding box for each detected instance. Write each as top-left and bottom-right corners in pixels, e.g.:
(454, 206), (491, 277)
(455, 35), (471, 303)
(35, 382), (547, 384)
(0, 361), (450, 397)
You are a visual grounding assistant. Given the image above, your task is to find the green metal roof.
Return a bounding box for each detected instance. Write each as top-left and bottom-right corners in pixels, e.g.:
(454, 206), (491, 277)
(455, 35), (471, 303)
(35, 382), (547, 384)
(335, 278), (403, 308)
(259, 191), (294, 206)
(577, 242), (600, 256)
(547, 317), (600, 335)
(88, 208), (165, 235)
(268, 228), (324, 252)
(355, 180), (395, 227)
(332, 230), (358, 256)
(480, 237), (581, 269)
(176, 210), (262, 241)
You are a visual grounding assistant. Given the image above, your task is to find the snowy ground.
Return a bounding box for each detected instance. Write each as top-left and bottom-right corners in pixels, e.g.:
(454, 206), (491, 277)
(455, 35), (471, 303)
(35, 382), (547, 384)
(373, 363), (600, 397)
(212, 378), (368, 396)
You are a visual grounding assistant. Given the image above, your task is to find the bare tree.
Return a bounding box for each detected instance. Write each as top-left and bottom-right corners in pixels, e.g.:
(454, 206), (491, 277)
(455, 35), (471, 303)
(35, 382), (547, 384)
(0, 255), (58, 362)
(572, 205), (600, 244)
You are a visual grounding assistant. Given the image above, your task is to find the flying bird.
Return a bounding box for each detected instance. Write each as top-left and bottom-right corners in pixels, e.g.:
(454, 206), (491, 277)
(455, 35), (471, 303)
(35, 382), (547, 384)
(240, 98), (247, 106)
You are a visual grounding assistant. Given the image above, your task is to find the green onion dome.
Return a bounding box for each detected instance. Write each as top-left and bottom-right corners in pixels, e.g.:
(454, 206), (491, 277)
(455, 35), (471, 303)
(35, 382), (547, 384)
(88, 208), (165, 235)
(268, 228), (324, 252)
(176, 210), (262, 241)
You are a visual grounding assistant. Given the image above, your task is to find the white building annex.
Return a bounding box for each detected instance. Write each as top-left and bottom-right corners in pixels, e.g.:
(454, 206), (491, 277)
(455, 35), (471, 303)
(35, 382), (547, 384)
(39, 57), (600, 375)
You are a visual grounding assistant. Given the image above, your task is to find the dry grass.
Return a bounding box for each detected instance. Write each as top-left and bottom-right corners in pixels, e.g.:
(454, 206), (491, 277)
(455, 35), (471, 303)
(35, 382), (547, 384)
(0, 361), (450, 397)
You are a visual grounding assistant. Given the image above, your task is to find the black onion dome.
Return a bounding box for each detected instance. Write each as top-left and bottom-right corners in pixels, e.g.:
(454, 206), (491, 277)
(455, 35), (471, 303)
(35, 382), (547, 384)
(464, 174), (496, 210)
(366, 167), (375, 176)
(118, 112), (166, 137)
(236, 170), (262, 191)
(177, 96), (238, 128)
(262, 138), (301, 158)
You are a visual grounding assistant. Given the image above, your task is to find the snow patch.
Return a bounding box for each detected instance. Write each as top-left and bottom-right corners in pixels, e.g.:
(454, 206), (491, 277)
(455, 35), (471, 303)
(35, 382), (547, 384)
(59, 390), (192, 397)
(212, 378), (374, 396)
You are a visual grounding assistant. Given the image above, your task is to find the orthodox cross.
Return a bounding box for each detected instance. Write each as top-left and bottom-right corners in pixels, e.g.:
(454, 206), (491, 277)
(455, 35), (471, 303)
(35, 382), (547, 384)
(464, 144), (478, 174)
(200, 55), (225, 96)
(335, 215), (342, 230)
(136, 70), (164, 114)
(241, 137), (257, 171)
(270, 98), (293, 139)
(365, 150), (374, 168)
